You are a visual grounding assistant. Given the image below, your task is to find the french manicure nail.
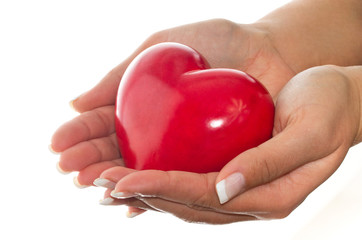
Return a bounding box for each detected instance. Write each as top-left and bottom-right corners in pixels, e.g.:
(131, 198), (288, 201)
(216, 172), (245, 204)
(126, 209), (144, 218)
(93, 178), (116, 189)
(110, 190), (138, 199)
(56, 162), (70, 175)
(73, 176), (89, 189)
(48, 144), (59, 155)
(69, 96), (80, 111)
(99, 197), (114, 205)
(69, 100), (76, 111)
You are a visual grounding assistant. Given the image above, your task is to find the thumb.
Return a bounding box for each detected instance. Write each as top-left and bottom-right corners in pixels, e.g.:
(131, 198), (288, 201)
(70, 59), (131, 113)
(71, 40), (156, 112)
(215, 124), (329, 204)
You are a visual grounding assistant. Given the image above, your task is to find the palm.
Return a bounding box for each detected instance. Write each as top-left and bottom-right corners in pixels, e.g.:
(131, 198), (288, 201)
(51, 19), (295, 186)
(93, 66), (357, 224)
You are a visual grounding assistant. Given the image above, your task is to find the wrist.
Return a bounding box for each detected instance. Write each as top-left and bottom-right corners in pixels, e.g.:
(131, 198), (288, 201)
(253, 0), (362, 73)
(331, 65), (362, 145)
(345, 66), (362, 144)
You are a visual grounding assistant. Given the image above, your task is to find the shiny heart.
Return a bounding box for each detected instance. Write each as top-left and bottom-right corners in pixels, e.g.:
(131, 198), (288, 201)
(115, 42), (274, 173)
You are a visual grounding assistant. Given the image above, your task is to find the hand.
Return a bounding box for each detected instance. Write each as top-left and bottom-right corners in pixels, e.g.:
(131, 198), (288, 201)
(50, 19), (295, 186)
(50, 0), (362, 221)
(95, 65), (361, 224)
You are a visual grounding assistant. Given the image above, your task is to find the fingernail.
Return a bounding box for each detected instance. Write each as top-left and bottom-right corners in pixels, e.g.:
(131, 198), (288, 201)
(99, 197), (114, 205)
(93, 178), (116, 189)
(69, 96), (80, 111)
(56, 162), (71, 175)
(48, 144), (59, 155)
(126, 208), (145, 218)
(216, 172), (245, 204)
(110, 190), (138, 199)
(73, 176), (89, 189)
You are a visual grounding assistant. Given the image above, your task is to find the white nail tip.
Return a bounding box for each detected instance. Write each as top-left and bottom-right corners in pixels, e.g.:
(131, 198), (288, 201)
(110, 191), (125, 199)
(56, 162), (70, 175)
(48, 144), (59, 155)
(110, 190), (137, 199)
(73, 176), (88, 189)
(126, 211), (142, 218)
(216, 173), (245, 205)
(93, 178), (116, 189)
(99, 198), (114, 205)
(216, 180), (229, 204)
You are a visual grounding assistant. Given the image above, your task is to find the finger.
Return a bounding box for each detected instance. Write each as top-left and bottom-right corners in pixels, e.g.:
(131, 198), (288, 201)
(99, 166), (137, 183)
(97, 166), (160, 213)
(138, 197), (256, 224)
(106, 144), (342, 218)
(99, 188), (155, 216)
(111, 170), (222, 209)
(71, 61), (128, 113)
(71, 39), (157, 113)
(51, 106), (115, 152)
(75, 159), (124, 186)
(101, 146), (347, 220)
(99, 188), (118, 205)
(218, 146), (348, 219)
(109, 170), (259, 222)
(58, 134), (119, 172)
(215, 119), (337, 204)
(126, 207), (147, 218)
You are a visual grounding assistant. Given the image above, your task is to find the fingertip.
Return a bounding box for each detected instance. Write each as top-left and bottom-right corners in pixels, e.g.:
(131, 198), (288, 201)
(215, 179), (228, 204)
(215, 172), (245, 204)
(68, 78), (118, 113)
(48, 144), (59, 155)
(69, 94), (89, 113)
(69, 93), (94, 113)
(93, 178), (116, 189)
(56, 162), (71, 175)
(73, 176), (89, 189)
(69, 97), (79, 112)
(50, 125), (71, 153)
(126, 207), (146, 218)
(99, 197), (114, 205)
(110, 190), (138, 199)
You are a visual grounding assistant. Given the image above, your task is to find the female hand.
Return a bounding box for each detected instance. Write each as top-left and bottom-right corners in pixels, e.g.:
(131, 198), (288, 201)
(50, 19), (294, 186)
(95, 65), (362, 223)
(50, 0), (362, 220)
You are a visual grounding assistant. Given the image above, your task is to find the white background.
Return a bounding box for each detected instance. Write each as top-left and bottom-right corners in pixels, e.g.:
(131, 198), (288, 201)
(1, 0), (361, 239)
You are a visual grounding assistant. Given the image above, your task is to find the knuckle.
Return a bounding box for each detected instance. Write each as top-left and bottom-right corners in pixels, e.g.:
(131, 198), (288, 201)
(255, 154), (279, 185)
(246, 146), (281, 188)
(188, 174), (216, 209)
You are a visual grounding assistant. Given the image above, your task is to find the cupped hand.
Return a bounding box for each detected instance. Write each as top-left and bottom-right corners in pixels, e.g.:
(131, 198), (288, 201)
(95, 65), (361, 223)
(50, 19), (295, 186)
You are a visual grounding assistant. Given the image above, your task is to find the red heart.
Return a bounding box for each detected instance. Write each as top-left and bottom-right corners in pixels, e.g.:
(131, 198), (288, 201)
(115, 42), (274, 173)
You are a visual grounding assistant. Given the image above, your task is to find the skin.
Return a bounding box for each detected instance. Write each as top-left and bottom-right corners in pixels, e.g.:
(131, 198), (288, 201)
(97, 65), (362, 223)
(51, 0), (362, 224)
